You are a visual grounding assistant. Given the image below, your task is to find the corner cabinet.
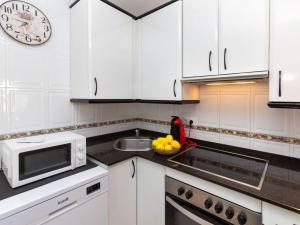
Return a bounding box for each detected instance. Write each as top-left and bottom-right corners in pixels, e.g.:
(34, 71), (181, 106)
(262, 202), (300, 225)
(70, 0), (133, 100)
(139, 1), (200, 101)
(183, 0), (219, 78)
(183, 0), (269, 79)
(108, 158), (137, 225)
(269, 0), (300, 107)
(137, 158), (166, 225)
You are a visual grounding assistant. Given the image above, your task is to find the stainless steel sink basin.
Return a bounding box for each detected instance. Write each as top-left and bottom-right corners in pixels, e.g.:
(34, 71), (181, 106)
(113, 137), (152, 151)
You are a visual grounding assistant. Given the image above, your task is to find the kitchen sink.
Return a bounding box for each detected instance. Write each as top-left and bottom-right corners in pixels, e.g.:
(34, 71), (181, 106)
(113, 137), (152, 151)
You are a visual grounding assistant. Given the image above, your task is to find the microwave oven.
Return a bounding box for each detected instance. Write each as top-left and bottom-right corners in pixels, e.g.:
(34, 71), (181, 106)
(1, 132), (86, 188)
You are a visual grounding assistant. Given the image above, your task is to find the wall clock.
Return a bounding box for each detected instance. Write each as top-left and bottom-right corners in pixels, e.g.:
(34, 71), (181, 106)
(0, 0), (51, 45)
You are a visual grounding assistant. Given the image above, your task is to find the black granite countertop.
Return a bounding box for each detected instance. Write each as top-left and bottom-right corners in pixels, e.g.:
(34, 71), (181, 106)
(87, 129), (300, 214)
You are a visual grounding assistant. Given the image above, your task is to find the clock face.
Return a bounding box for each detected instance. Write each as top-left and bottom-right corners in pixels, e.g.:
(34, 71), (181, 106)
(0, 0), (51, 45)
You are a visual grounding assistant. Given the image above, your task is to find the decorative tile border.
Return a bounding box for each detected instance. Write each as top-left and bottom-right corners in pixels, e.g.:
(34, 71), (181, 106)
(0, 118), (299, 145)
(0, 118), (138, 141)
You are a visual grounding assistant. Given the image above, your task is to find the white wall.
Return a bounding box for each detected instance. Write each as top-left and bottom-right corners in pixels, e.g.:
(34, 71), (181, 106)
(0, 0), (136, 136)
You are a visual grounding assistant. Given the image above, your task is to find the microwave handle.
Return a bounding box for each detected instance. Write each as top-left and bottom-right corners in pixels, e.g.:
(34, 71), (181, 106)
(37, 201), (78, 225)
(166, 196), (214, 225)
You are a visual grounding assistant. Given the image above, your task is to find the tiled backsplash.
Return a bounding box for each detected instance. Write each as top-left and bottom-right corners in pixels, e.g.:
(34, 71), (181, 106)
(137, 81), (300, 157)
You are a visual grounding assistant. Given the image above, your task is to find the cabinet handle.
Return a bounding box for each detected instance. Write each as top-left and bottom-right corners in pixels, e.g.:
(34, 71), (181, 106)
(131, 160), (135, 178)
(94, 77), (98, 96)
(173, 79), (177, 98)
(209, 51), (212, 72)
(224, 48), (227, 70)
(279, 70), (282, 97)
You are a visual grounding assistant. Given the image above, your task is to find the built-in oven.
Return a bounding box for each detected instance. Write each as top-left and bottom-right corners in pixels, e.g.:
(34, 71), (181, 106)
(165, 177), (262, 225)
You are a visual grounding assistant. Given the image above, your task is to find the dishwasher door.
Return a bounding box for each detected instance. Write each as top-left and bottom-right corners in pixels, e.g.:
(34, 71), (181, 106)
(40, 193), (108, 225)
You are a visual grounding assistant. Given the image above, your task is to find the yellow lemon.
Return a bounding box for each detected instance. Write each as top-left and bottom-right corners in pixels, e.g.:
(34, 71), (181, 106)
(159, 138), (168, 146)
(152, 140), (158, 147)
(156, 144), (164, 151)
(157, 137), (164, 144)
(164, 145), (173, 151)
(166, 134), (173, 142)
(171, 140), (181, 150)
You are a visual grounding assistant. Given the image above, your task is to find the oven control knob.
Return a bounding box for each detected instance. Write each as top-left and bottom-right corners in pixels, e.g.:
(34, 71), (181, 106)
(225, 207), (235, 219)
(237, 211), (247, 225)
(214, 202), (223, 214)
(185, 190), (193, 200)
(204, 198), (213, 209)
(177, 187), (185, 196)
(78, 144), (84, 152)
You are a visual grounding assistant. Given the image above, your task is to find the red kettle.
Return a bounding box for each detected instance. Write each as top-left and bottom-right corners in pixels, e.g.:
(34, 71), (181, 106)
(170, 116), (186, 146)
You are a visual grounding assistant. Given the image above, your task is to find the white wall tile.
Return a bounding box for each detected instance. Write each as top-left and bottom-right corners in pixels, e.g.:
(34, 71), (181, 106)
(0, 39), (6, 87)
(48, 91), (74, 128)
(76, 103), (97, 124)
(252, 91), (289, 136)
(250, 139), (290, 156)
(198, 92), (219, 127)
(290, 110), (300, 138)
(46, 54), (70, 90)
(290, 144), (300, 159)
(8, 89), (45, 132)
(6, 45), (45, 89)
(197, 130), (220, 143)
(220, 92), (251, 131)
(220, 134), (250, 149)
(0, 89), (7, 134)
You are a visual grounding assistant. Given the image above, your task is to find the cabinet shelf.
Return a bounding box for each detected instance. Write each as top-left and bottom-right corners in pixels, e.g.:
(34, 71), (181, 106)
(70, 99), (200, 105)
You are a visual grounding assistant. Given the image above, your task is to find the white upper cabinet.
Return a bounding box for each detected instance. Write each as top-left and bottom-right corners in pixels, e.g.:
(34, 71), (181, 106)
(70, 0), (133, 100)
(269, 0), (300, 103)
(183, 0), (219, 78)
(140, 1), (182, 100)
(139, 1), (199, 101)
(219, 0), (269, 75)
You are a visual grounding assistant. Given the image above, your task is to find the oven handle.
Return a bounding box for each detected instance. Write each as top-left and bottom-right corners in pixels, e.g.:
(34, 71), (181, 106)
(166, 196), (214, 225)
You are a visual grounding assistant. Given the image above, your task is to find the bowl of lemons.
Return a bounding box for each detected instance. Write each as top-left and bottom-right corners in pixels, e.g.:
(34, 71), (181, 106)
(152, 135), (181, 156)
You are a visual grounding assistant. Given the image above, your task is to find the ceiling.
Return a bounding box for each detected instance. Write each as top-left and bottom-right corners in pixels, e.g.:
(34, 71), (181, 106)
(107, 0), (173, 17)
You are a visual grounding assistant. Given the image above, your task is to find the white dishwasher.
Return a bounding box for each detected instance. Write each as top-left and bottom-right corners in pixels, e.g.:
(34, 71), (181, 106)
(0, 166), (108, 225)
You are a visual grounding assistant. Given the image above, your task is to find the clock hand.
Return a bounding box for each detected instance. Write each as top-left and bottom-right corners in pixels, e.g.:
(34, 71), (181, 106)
(13, 18), (28, 27)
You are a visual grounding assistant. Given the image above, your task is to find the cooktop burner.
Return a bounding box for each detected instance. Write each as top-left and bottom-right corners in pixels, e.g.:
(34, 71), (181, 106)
(168, 147), (268, 190)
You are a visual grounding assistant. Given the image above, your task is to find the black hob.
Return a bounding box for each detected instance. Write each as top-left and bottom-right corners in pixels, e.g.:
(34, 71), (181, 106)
(168, 146), (268, 190)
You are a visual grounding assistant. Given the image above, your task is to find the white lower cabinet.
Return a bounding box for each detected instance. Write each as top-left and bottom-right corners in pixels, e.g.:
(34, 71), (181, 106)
(108, 158), (137, 225)
(137, 158), (166, 225)
(262, 202), (300, 225)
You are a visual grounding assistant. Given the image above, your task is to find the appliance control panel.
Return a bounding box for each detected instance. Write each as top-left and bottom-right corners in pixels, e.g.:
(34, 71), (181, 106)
(166, 177), (262, 225)
(75, 137), (86, 167)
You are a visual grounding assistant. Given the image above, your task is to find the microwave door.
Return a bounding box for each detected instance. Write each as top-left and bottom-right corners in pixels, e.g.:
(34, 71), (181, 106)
(19, 144), (72, 181)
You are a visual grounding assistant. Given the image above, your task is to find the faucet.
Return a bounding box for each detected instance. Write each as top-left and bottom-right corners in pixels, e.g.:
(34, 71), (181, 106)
(135, 129), (140, 137)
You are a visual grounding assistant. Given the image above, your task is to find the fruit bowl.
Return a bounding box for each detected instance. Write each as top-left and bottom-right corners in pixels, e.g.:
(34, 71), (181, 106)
(152, 135), (181, 156)
(153, 146), (181, 156)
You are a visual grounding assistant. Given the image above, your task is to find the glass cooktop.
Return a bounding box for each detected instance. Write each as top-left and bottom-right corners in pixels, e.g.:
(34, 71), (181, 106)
(168, 147), (268, 190)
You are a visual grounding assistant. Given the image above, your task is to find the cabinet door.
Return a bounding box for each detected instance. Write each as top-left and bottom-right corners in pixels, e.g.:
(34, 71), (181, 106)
(269, 0), (300, 102)
(137, 158), (165, 225)
(262, 202), (300, 225)
(90, 0), (133, 99)
(140, 1), (182, 100)
(109, 158), (136, 225)
(219, 0), (269, 75)
(183, 0), (218, 78)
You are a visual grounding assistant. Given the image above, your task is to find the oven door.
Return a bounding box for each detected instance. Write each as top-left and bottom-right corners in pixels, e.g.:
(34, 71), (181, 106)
(166, 195), (230, 225)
